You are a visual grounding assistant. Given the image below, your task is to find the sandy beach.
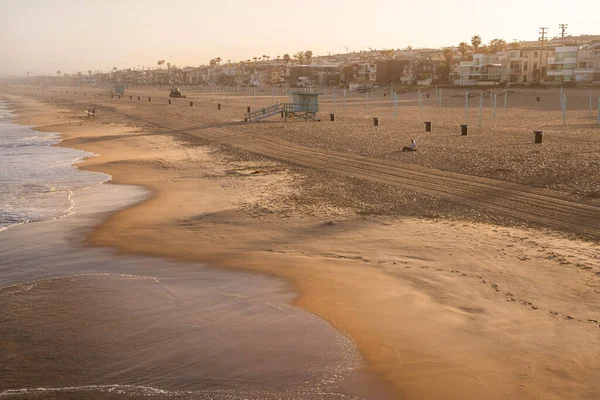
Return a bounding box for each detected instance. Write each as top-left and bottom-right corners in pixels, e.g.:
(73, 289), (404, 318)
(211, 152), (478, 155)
(2, 86), (600, 399)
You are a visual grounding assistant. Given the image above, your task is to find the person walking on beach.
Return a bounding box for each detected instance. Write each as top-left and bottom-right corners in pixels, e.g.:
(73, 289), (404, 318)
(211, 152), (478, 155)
(402, 139), (417, 152)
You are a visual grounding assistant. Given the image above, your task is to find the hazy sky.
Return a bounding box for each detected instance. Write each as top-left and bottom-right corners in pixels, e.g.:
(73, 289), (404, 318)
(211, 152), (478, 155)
(1, 0), (599, 76)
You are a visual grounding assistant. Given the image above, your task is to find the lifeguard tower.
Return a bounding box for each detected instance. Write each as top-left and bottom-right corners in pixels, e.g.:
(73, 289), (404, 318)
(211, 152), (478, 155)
(114, 85), (125, 95)
(245, 92), (319, 122)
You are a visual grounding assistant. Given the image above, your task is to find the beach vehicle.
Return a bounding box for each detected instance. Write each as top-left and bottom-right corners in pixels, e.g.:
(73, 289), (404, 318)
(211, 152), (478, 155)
(169, 88), (186, 98)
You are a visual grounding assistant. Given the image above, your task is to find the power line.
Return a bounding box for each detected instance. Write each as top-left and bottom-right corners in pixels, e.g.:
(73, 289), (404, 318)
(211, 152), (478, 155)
(559, 24), (568, 43)
(538, 27), (549, 47)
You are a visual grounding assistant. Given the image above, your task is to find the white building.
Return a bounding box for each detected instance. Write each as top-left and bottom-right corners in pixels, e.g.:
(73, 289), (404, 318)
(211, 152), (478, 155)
(452, 54), (501, 86)
(547, 46), (579, 83)
(574, 43), (600, 83)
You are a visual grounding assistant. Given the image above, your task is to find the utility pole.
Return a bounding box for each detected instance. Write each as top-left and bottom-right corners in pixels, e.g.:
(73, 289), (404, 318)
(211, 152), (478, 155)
(559, 24), (568, 44)
(538, 27), (549, 47)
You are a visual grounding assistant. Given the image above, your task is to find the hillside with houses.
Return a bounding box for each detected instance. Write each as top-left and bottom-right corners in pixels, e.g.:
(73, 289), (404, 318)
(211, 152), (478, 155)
(11, 34), (600, 89)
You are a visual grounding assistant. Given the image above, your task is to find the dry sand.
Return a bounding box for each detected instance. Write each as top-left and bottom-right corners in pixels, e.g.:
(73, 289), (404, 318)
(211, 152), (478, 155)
(2, 87), (600, 399)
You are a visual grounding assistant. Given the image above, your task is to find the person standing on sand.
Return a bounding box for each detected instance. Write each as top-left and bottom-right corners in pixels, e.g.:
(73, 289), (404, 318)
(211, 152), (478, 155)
(402, 139), (417, 152)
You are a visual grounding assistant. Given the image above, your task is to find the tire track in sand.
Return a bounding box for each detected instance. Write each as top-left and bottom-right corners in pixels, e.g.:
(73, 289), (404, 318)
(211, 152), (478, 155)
(127, 108), (600, 239)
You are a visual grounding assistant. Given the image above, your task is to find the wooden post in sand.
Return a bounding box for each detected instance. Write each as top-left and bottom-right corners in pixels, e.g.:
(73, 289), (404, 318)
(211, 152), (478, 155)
(333, 89), (337, 114)
(562, 94), (567, 126)
(589, 93), (593, 115)
(465, 90), (469, 124)
(504, 91), (507, 109)
(478, 93), (483, 130)
(493, 93), (497, 118)
(343, 88), (346, 110)
(190, 101), (194, 107)
(560, 87), (563, 109)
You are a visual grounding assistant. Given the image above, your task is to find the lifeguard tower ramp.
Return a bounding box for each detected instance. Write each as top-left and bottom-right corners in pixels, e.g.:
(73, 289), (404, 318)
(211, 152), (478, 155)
(245, 92), (319, 122)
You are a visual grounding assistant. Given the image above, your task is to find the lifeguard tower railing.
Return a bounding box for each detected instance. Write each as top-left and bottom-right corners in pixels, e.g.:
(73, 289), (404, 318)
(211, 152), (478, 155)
(245, 92), (319, 122)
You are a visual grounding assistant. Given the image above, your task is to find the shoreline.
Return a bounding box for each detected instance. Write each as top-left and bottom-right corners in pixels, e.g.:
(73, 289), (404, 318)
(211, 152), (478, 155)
(3, 91), (600, 399)
(0, 97), (387, 399)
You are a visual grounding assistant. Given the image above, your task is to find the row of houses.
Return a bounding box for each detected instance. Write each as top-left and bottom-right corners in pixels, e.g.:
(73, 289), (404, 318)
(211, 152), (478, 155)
(451, 43), (600, 86)
(13, 37), (600, 88)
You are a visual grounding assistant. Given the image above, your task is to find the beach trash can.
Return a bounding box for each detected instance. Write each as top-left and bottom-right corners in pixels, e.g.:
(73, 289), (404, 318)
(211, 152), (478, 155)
(373, 116), (379, 127)
(190, 101), (194, 107)
(137, 96), (141, 101)
(218, 103), (221, 110)
(247, 106), (251, 113)
(425, 121), (432, 132)
(168, 99), (172, 105)
(536, 96), (541, 102)
(118, 95), (121, 99)
(148, 97), (152, 102)
(330, 113), (335, 122)
(461, 124), (468, 135)
(130, 96), (132, 100)
(534, 130), (543, 144)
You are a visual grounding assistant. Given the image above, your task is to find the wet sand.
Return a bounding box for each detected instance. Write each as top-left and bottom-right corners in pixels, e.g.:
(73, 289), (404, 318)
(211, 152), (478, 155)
(2, 90), (600, 399)
(0, 130), (391, 398)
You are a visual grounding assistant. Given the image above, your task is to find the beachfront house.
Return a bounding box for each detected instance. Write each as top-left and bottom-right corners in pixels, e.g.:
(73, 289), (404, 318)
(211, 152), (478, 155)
(547, 45), (579, 83)
(574, 43), (600, 83)
(357, 63), (377, 81)
(452, 54), (502, 86)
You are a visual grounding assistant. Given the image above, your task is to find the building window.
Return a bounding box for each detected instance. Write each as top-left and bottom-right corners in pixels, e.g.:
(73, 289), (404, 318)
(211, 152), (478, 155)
(534, 51), (538, 58)
(524, 62), (528, 72)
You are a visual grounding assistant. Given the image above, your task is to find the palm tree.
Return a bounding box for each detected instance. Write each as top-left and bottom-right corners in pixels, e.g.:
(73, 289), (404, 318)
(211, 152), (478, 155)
(471, 35), (482, 52)
(283, 54), (290, 63)
(113, 67), (117, 72)
(488, 38), (507, 53)
(458, 42), (470, 58)
(56, 70), (61, 76)
(294, 51), (305, 64)
(304, 50), (313, 64)
(442, 48), (454, 66)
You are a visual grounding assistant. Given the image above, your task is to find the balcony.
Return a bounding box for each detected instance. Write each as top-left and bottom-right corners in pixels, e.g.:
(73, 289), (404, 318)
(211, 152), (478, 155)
(574, 67), (600, 74)
(547, 70), (574, 76)
(548, 57), (577, 64)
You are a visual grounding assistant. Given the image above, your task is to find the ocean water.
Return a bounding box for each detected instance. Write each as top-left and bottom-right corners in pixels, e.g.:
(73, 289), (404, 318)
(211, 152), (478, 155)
(0, 100), (109, 231)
